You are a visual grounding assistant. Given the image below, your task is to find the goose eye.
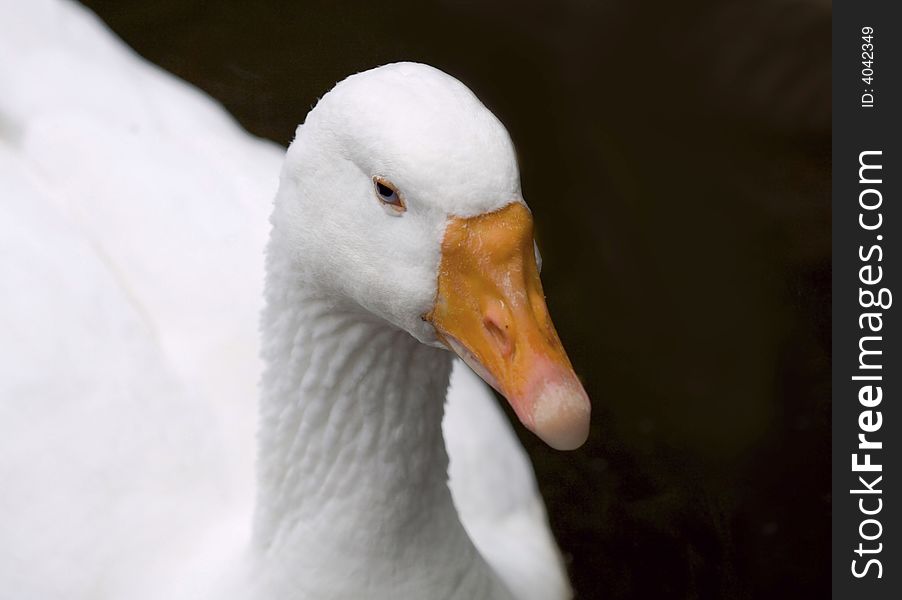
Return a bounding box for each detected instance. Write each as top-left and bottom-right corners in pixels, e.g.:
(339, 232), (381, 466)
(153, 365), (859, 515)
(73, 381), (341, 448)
(373, 177), (406, 214)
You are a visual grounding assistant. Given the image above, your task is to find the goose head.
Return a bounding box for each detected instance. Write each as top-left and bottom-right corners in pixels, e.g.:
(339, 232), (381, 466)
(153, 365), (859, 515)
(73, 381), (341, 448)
(270, 62), (590, 450)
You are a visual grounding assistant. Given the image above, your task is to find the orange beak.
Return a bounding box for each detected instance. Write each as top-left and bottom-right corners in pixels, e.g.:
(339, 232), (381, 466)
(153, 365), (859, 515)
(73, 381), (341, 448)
(425, 202), (590, 450)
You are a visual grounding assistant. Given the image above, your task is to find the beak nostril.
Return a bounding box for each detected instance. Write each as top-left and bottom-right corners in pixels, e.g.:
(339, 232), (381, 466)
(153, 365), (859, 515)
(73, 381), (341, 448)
(483, 316), (513, 357)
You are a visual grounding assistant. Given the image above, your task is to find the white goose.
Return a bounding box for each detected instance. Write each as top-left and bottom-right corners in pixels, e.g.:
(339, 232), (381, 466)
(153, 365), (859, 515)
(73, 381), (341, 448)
(0, 1), (591, 599)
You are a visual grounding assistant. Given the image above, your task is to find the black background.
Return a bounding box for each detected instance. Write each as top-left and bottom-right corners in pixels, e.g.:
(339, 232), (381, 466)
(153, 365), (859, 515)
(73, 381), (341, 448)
(79, 1), (832, 597)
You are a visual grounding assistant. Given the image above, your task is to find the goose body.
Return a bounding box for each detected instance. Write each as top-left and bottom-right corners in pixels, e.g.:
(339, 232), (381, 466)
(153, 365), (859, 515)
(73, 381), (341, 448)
(0, 1), (585, 598)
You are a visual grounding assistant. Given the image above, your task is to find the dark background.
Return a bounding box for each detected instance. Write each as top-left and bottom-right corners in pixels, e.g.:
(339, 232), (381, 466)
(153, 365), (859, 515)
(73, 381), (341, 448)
(79, 0), (832, 597)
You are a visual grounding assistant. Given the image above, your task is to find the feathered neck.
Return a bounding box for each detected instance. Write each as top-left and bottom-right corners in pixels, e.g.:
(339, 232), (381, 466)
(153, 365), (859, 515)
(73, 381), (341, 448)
(250, 235), (510, 599)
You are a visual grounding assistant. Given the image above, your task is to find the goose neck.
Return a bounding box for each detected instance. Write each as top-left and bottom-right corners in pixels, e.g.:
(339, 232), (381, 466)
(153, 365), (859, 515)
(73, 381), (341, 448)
(253, 282), (505, 598)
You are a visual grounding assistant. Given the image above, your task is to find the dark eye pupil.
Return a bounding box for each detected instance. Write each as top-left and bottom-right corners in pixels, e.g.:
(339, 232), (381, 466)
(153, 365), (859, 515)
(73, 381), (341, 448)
(376, 182), (395, 198)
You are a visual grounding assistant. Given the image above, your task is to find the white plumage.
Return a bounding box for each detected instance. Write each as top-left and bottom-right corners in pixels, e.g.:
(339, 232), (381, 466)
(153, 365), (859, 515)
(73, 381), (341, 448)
(0, 1), (571, 598)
